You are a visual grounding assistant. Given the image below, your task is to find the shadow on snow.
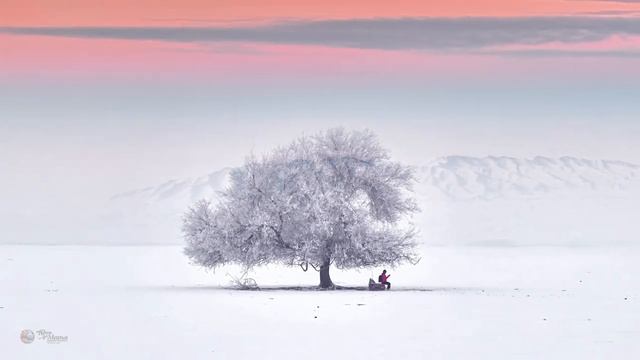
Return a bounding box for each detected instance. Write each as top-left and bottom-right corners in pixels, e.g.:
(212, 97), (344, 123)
(130, 285), (488, 293)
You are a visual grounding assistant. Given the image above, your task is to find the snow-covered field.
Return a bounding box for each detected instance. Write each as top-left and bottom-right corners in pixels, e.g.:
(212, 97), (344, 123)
(2, 245), (639, 359)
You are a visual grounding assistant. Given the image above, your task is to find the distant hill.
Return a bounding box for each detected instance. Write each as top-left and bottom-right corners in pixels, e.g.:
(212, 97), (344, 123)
(105, 156), (640, 246)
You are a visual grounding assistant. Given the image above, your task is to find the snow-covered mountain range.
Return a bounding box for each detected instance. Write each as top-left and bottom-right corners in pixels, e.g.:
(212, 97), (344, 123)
(112, 156), (640, 203)
(418, 156), (639, 200)
(107, 156), (640, 246)
(111, 167), (232, 205)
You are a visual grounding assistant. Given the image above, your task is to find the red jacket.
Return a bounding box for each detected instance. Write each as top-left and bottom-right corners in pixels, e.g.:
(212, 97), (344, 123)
(379, 273), (390, 283)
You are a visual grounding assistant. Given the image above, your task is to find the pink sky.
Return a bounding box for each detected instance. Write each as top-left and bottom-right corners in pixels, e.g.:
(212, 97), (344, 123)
(3, 33), (639, 85)
(3, 0), (638, 26)
(1, 1), (640, 81)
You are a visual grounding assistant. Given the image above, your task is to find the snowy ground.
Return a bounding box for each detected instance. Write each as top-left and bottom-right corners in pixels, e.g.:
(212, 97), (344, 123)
(1, 245), (639, 359)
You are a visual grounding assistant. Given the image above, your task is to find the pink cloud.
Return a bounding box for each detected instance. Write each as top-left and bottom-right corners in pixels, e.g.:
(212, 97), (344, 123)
(2, 34), (639, 86)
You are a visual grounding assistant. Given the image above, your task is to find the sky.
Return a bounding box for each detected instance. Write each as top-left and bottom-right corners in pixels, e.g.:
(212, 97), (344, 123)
(1, 1), (640, 243)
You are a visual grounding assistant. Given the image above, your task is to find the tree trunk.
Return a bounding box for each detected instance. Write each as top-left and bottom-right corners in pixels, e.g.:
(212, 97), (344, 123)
(319, 260), (334, 289)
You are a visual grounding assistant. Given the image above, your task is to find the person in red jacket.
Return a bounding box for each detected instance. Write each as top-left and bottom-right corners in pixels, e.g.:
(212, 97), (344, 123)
(378, 270), (391, 290)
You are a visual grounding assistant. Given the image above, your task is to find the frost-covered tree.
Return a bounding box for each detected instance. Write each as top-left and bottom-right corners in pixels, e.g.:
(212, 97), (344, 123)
(183, 128), (418, 288)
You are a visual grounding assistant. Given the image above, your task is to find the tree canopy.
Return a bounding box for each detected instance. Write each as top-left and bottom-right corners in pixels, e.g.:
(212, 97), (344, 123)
(183, 128), (419, 288)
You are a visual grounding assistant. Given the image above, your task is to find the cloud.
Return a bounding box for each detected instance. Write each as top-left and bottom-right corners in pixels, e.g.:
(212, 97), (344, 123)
(573, 10), (640, 15)
(1, 17), (640, 51)
(585, 0), (640, 2)
(480, 49), (640, 57)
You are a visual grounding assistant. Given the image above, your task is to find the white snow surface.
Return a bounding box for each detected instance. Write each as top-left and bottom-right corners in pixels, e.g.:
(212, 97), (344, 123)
(2, 244), (639, 359)
(103, 156), (640, 246)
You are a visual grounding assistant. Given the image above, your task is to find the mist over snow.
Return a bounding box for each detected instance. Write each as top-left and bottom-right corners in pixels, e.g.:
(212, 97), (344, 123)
(91, 155), (640, 247)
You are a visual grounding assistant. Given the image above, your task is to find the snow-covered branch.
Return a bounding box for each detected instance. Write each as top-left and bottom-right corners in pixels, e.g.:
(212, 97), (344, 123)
(182, 128), (419, 286)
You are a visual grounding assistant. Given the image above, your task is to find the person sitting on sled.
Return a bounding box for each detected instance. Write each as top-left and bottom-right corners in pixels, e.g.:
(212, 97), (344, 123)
(378, 269), (391, 290)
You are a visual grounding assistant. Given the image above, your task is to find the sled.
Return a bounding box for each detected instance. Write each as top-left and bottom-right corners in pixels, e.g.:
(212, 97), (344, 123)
(368, 278), (386, 291)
